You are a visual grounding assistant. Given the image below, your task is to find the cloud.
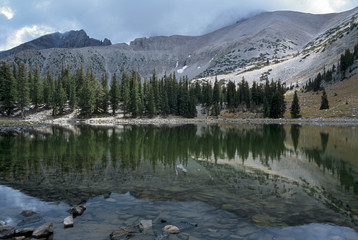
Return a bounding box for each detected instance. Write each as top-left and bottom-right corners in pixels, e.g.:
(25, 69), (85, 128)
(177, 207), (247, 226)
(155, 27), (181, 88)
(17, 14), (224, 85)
(0, 6), (14, 19)
(0, 25), (54, 51)
(0, 0), (357, 50)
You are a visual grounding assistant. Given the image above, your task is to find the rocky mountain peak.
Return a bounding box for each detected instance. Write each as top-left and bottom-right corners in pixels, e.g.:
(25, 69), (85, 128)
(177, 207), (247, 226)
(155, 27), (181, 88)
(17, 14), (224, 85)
(0, 29), (111, 59)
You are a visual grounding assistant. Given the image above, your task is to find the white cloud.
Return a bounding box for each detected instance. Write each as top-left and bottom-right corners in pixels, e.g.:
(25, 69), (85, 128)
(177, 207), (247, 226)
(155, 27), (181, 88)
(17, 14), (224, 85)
(0, 6), (14, 19)
(0, 25), (54, 51)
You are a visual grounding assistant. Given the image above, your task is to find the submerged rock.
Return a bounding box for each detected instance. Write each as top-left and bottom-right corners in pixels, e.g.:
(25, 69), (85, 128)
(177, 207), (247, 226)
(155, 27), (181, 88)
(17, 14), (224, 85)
(17, 210), (42, 226)
(110, 227), (137, 240)
(69, 205), (86, 217)
(163, 225), (180, 234)
(0, 225), (16, 239)
(64, 216), (74, 228)
(32, 222), (53, 238)
(139, 220), (152, 231)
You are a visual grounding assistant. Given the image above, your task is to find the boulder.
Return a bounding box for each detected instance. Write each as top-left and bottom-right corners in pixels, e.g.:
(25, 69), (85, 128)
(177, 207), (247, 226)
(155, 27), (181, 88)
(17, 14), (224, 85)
(69, 205), (86, 217)
(15, 228), (34, 237)
(64, 216), (74, 228)
(14, 236), (25, 240)
(163, 225), (180, 234)
(32, 222), (53, 238)
(0, 225), (15, 239)
(0, 221), (6, 226)
(139, 220), (152, 231)
(110, 227), (136, 240)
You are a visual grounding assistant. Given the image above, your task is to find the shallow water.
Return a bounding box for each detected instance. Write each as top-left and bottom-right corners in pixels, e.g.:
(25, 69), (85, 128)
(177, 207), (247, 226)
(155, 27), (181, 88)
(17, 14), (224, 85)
(0, 124), (357, 239)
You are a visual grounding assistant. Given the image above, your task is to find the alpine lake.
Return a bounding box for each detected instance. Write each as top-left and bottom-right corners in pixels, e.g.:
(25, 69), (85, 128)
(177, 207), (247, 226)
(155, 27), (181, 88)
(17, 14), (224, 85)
(0, 123), (358, 240)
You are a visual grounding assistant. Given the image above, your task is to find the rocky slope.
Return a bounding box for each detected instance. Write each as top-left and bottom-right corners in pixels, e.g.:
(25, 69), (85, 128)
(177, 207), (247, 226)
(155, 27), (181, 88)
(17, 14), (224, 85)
(1, 7), (358, 82)
(0, 30), (111, 59)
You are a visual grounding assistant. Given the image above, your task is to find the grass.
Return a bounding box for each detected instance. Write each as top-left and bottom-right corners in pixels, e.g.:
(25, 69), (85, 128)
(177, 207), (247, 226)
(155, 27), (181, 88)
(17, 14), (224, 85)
(284, 76), (358, 118)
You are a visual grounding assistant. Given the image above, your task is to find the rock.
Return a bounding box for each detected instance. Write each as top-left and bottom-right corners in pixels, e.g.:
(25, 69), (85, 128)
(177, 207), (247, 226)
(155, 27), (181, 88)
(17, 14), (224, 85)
(177, 164), (187, 173)
(139, 220), (152, 231)
(0, 221), (6, 226)
(20, 210), (37, 217)
(69, 205), (86, 217)
(14, 236), (25, 240)
(163, 225), (180, 234)
(110, 227), (137, 240)
(32, 222), (53, 239)
(15, 228), (34, 237)
(0, 225), (16, 239)
(17, 211), (42, 226)
(64, 216), (74, 228)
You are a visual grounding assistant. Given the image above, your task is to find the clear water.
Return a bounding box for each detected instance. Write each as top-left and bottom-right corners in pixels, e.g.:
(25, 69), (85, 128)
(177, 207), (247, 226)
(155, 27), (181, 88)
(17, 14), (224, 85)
(0, 124), (357, 240)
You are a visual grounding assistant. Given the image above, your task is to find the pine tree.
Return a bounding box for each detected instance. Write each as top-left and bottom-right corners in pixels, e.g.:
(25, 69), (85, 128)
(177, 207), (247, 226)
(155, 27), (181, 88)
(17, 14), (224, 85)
(78, 68), (95, 117)
(110, 73), (120, 115)
(43, 71), (52, 109)
(290, 90), (300, 118)
(56, 78), (67, 115)
(101, 73), (109, 113)
(0, 62), (17, 116)
(69, 75), (77, 111)
(130, 70), (141, 117)
(17, 62), (30, 118)
(121, 70), (131, 116)
(320, 89), (329, 110)
(32, 64), (42, 110)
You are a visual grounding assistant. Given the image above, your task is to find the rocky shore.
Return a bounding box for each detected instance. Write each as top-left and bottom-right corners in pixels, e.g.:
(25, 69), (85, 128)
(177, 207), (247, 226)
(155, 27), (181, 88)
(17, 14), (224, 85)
(1, 115), (358, 132)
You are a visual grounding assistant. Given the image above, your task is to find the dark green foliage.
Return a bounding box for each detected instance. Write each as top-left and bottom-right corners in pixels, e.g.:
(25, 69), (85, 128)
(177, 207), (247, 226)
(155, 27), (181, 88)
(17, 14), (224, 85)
(121, 70), (130, 116)
(17, 62), (30, 118)
(32, 64), (42, 109)
(320, 89), (329, 110)
(110, 73), (120, 115)
(0, 62), (17, 116)
(78, 68), (96, 117)
(100, 73), (109, 113)
(290, 90), (300, 118)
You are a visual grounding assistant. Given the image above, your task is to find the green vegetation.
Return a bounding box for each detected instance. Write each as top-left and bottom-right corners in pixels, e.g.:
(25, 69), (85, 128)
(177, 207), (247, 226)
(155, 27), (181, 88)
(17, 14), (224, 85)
(320, 89), (329, 110)
(0, 61), (289, 118)
(290, 90), (301, 118)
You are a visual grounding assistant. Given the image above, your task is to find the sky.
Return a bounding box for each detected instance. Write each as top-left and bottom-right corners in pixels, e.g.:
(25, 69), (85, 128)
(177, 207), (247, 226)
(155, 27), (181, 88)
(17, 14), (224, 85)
(0, 0), (358, 51)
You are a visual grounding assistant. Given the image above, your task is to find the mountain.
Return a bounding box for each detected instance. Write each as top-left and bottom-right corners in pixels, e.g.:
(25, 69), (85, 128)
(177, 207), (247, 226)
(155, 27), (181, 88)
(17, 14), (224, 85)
(1, 7), (358, 84)
(0, 29), (111, 59)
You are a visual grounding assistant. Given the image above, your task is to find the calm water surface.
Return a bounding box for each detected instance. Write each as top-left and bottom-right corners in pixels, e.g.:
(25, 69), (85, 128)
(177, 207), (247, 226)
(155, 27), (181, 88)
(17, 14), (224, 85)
(0, 124), (357, 240)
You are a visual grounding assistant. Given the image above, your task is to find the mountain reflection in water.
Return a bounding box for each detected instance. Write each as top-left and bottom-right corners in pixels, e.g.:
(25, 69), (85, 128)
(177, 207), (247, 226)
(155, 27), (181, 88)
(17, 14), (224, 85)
(0, 124), (357, 239)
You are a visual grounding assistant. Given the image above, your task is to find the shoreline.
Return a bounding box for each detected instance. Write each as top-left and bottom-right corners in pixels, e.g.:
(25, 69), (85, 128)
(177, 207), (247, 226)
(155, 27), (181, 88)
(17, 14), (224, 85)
(1, 116), (358, 131)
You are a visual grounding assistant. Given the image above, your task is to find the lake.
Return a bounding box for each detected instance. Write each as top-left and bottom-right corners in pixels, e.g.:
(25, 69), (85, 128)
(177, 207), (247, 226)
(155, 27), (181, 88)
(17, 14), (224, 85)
(0, 124), (357, 240)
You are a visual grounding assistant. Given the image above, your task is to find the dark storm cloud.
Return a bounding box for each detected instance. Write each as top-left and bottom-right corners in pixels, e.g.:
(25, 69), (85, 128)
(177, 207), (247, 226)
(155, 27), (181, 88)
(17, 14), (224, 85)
(0, 0), (357, 50)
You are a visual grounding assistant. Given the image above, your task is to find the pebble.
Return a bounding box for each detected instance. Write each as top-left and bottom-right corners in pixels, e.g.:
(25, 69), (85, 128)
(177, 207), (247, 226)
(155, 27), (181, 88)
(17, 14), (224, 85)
(163, 225), (180, 234)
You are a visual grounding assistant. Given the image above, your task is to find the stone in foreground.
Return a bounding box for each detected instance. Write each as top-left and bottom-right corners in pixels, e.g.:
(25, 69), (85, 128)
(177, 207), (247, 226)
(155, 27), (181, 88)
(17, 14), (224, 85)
(64, 216), (74, 228)
(139, 220), (152, 231)
(0, 225), (16, 239)
(110, 227), (137, 240)
(163, 225), (180, 234)
(70, 205), (86, 217)
(32, 222), (53, 238)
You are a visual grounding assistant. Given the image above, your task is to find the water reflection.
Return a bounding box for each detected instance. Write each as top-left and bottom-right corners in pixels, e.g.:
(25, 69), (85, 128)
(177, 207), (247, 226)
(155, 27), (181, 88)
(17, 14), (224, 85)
(0, 124), (357, 236)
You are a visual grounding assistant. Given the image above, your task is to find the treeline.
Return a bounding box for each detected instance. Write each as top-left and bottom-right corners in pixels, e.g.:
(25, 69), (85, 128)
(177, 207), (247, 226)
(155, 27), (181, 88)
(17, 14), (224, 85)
(196, 78), (286, 118)
(0, 61), (287, 119)
(304, 43), (358, 92)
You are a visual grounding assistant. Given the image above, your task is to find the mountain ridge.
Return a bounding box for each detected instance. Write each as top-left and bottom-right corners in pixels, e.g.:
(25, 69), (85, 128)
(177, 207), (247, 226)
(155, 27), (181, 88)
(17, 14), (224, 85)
(1, 7), (358, 83)
(0, 29), (111, 59)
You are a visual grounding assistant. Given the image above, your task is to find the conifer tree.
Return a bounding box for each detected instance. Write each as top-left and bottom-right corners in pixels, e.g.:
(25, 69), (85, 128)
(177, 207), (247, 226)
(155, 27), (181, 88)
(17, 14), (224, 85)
(69, 75), (77, 111)
(110, 73), (120, 115)
(78, 68), (95, 116)
(130, 70), (141, 117)
(17, 62), (30, 118)
(43, 71), (52, 109)
(290, 90), (300, 118)
(101, 73), (109, 113)
(146, 82), (156, 117)
(0, 62), (17, 116)
(32, 64), (42, 110)
(121, 70), (131, 116)
(320, 89), (329, 110)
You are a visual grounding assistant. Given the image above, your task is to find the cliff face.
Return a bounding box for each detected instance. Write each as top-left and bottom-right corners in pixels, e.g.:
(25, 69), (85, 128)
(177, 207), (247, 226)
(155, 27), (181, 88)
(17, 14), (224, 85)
(0, 30), (111, 59)
(0, 7), (357, 82)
